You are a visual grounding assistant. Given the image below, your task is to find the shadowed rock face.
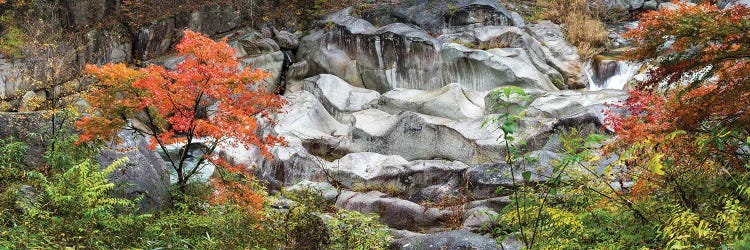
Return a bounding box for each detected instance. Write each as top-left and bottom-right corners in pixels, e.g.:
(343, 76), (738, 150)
(99, 132), (171, 212)
(299, 9), (562, 93)
(362, 0), (517, 35)
(0, 112), (54, 167)
(336, 190), (454, 231)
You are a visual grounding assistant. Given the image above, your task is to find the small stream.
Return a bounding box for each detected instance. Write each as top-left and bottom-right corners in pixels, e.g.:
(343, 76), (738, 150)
(585, 59), (641, 90)
(585, 20), (642, 91)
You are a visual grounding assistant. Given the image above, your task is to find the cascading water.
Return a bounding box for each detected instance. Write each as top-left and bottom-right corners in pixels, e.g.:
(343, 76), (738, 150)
(585, 20), (642, 91)
(585, 58), (641, 91)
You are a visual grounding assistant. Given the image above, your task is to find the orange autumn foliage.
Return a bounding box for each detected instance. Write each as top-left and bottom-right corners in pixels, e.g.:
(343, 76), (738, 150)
(78, 30), (286, 189)
(605, 2), (750, 208)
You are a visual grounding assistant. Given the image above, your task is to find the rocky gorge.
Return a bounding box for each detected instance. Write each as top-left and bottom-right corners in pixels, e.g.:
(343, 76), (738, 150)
(0, 0), (697, 248)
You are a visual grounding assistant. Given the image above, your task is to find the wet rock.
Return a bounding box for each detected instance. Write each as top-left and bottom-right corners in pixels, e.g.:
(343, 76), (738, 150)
(391, 230), (500, 250)
(378, 83), (486, 120)
(336, 190), (454, 231)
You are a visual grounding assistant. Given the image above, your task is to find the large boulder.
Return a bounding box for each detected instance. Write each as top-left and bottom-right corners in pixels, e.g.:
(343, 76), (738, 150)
(299, 9), (573, 93)
(188, 5), (242, 36)
(327, 152), (471, 200)
(525, 89), (627, 126)
(438, 26), (566, 88)
(344, 109), (553, 164)
(253, 91), (348, 187)
(345, 109), (505, 163)
(391, 230), (501, 250)
(303, 74), (380, 122)
(336, 190), (454, 231)
(441, 43), (558, 91)
(99, 132), (171, 212)
(377, 83), (487, 120)
(526, 21), (586, 89)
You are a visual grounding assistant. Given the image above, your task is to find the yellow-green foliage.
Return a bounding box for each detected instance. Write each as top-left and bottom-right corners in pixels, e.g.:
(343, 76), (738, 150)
(663, 200), (750, 249)
(0, 12), (24, 58)
(497, 203), (585, 249)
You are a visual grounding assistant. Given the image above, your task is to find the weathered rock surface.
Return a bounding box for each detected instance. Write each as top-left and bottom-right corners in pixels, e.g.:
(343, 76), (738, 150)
(391, 230), (501, 250)
(0, 111), (55, 167)
(362, 0), (517, 35)
(336, 190), (454, 231)
(135, 5), (244, 61)
(525, 89), (627, 126)
(303, 74), (380, 122)
(526, 21), (586, 88)
(329, 152), (471, 199)
(346, 109), (508, 163)
(441, 43), (558, 91)
(377, 83), (486, 120)
(462, 206), (498, 232)
(99, 132), (171, 212)
(438, 25), (566, 88)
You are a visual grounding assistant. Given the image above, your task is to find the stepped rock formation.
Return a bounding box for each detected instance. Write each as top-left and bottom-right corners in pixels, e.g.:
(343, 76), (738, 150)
(0, 0), (640, 247)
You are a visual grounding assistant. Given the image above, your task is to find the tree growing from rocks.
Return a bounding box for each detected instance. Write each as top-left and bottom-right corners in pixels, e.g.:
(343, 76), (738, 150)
(77, 30), (286, 191)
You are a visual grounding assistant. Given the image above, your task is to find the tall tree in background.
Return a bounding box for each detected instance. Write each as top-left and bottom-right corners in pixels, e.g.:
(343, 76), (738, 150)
(605, 2), (750, 247)
(77, 30), (286, 191)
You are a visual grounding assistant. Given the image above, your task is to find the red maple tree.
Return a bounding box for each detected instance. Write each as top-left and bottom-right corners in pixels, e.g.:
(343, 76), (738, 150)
(77, 30), (286, 190)
(605, 2), (749, 211)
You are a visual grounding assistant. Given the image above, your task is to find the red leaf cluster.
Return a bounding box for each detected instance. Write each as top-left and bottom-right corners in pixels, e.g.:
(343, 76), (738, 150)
(78, 30), (286, 180)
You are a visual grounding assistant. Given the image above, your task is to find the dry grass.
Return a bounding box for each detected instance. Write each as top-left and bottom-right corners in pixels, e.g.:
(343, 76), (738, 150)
(536, 0), (610, 59)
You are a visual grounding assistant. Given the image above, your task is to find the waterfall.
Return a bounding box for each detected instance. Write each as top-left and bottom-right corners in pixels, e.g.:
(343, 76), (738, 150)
(585, 59), (641, 91)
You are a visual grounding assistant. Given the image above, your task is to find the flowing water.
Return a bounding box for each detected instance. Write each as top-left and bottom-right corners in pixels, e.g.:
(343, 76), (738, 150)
(585, 59), (641, 91)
